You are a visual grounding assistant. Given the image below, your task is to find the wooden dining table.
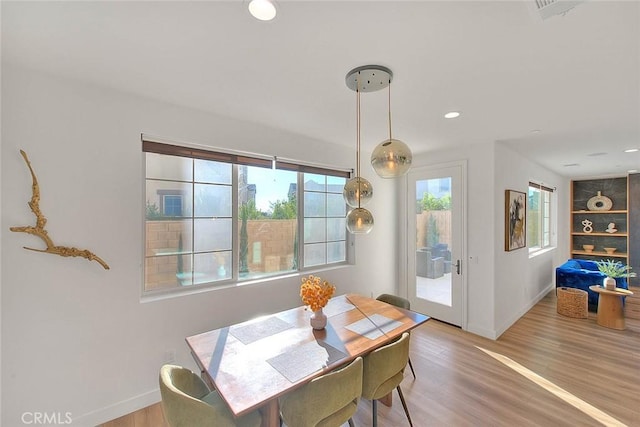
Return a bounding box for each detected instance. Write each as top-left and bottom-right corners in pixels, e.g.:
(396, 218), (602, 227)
(185, 293), (430, 427)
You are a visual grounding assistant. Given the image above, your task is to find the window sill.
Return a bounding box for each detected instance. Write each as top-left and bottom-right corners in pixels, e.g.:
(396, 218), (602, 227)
(528, 246), (555, 259)
(140, 263), (350, 303)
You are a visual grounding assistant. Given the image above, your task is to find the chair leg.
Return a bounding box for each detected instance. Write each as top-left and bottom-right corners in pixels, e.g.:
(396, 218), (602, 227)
(408, 357), (416, 380)
(372, 399), (377, 427)
(396, 385), (413, 427)
(348, 418), (355, 427)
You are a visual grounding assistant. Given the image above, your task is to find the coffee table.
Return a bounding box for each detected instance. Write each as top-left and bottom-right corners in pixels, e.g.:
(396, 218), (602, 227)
(589, 285), (634, 330)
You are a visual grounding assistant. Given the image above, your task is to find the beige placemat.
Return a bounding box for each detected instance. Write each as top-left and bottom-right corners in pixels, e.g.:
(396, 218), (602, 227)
(229, 316), (293, 345)
(267, 341), (347, 383)
(323, 298), (355, 317)
(345, 314), (403, 340)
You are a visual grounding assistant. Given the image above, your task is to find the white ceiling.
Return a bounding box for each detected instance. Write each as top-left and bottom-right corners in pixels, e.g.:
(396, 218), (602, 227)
(2, 0), (639, 178)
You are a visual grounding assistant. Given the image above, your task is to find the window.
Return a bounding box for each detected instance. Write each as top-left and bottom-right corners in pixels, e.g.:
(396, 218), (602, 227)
(238, 166), (298, 280)
(303, 173), (347, 267)
(158, 193), (184, 216)
(528, 182), (554, 252)
(163, 195), (182, 216)
(143, 140), (349, 293)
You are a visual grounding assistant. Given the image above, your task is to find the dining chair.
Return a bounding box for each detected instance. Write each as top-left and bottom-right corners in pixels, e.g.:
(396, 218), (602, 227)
(375, 294), (417, 379)
(279, 357), (363, 427)
(361, 332), (413, 427)
(159, 364), (262, 427)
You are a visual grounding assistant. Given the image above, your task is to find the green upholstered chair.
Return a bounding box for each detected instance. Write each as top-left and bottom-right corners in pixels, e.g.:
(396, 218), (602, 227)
(362, 333), (413, 427)
(375, 294), (416, 379)
(159, 364), (262, 427)
(279, 357), (363, 427)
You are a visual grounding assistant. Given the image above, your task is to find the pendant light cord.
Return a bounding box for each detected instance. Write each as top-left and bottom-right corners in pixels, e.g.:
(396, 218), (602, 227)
(356, 75), (362, 208)
(388, 80), (393, 141)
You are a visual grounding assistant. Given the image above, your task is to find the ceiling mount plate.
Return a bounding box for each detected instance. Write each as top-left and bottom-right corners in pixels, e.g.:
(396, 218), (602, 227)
(345, 65), (393, 92)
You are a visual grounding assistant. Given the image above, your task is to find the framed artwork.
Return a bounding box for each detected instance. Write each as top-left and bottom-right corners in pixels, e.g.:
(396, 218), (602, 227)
(505, 189), (526, 251)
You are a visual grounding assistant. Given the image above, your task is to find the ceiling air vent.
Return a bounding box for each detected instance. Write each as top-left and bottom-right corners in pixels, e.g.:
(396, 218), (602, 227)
(531, 0), (585, 20)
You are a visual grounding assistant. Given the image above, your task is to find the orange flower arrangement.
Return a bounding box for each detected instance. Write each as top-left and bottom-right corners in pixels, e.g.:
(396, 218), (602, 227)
(300, 275), (336, 312)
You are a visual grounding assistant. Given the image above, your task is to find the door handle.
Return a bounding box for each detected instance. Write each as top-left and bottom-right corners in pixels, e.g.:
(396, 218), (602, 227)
(455, 260), (461, 275)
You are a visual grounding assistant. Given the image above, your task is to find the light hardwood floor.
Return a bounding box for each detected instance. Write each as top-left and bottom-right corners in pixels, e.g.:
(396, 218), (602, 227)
(102, 290), (639, 427)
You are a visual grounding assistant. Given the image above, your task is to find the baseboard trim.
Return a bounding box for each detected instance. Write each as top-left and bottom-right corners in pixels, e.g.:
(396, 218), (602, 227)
(72, 389), (160, 426)
(465, 324), (498, 340)
(495, 284), (554, 338)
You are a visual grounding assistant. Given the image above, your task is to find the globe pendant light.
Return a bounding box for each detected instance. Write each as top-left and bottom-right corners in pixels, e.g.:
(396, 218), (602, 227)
(344, 66), (387, 234)
(371, 73), (412, 178)
(345, 78), (373, 234)
(343, 87), (373, 209)
(343, 176), (373, 208)
(346, 207), (374, 234)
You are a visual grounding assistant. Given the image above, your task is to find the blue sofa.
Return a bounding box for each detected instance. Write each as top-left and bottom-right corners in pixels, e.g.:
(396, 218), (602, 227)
(555, 259), (628, 311)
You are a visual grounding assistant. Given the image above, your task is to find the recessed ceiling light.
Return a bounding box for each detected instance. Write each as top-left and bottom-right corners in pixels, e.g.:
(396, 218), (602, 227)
(444, 111), (460, 119)
(628, 169), (639, 173)
(248, 0), (277, 21)
(624, 148), (639, 153)
(587, 152), (607, 157)
(531, 129), (541, 134)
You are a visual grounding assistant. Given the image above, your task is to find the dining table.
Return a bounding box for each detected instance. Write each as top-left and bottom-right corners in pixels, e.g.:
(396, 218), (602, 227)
(185, 293), (430, 427)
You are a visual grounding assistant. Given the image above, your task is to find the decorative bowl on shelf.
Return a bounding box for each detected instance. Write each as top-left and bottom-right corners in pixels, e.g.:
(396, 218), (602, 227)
(603, 247), (617, 255)
(582, 244), (594, 253)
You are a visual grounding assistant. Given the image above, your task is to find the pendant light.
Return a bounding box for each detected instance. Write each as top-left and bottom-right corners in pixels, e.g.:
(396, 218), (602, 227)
(343, 78), (373, 209)
(371, 71), (412, 178)
(344, 66), (388, 234)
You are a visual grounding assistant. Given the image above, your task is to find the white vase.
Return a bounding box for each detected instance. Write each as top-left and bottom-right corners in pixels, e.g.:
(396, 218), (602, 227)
(587, 191), (613, 211)
(310, 308), (327, 330)
(603, 276), (616, 291)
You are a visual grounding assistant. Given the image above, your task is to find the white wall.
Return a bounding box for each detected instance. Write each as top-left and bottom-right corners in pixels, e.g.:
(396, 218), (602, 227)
(493, 142), (570, 337)
(0, 65), (398, 426)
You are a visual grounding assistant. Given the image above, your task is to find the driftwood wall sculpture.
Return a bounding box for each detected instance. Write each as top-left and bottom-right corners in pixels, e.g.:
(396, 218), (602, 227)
(10, 150), (110, 270)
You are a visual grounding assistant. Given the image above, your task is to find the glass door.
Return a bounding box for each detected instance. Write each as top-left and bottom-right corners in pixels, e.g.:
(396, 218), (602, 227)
(407, 163), (464, 326)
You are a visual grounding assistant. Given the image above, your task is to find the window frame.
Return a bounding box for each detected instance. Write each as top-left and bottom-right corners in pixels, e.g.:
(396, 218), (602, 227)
(527, 181), (555, 254)
(142, 137), (351, 296)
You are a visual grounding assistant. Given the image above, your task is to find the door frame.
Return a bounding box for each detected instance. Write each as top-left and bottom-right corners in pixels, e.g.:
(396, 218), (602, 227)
(398, 160), (468, 330)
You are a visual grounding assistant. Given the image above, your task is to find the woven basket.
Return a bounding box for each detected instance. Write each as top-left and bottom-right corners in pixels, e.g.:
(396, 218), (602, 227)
(557, 287), (588, 319)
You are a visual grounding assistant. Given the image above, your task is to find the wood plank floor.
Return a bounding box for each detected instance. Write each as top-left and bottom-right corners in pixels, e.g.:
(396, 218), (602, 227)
(102, 290), (640, 427)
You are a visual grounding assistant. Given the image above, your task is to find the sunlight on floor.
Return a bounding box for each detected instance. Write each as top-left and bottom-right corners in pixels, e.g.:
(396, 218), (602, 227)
(476, 346), (627, 427)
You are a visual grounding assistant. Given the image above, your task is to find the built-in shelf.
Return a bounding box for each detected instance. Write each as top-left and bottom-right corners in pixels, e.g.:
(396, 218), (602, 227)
(571, 232), (628, 237)
(571, 250), (627, 258)
(571, 177), (628, 265)
(572, 210), (627, 214)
